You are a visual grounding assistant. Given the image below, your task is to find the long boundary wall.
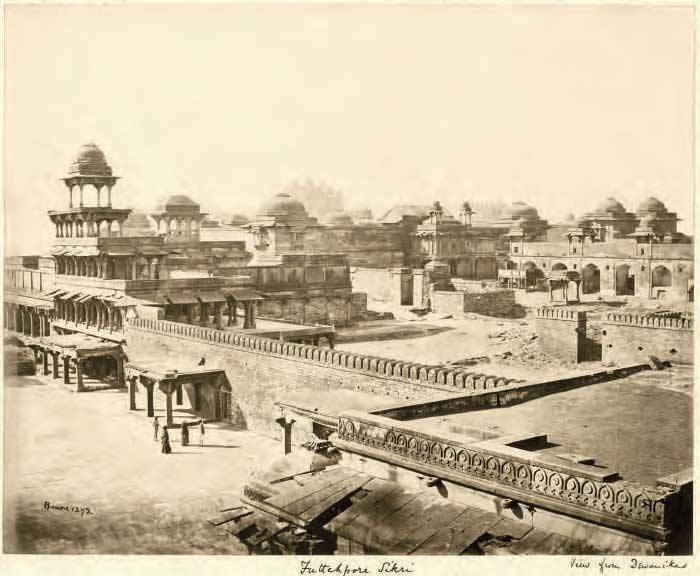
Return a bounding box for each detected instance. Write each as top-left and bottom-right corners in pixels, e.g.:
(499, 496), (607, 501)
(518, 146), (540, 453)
(125, 319), (522, 436)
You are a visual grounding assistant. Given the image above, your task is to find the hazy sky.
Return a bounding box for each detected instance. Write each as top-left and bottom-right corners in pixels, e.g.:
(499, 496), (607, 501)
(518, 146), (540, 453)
(4, 4), (695, 256)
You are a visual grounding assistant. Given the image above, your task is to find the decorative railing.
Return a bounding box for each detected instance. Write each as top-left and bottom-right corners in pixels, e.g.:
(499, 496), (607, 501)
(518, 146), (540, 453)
(536, 307), (586, 322)
(335, 411), (674, 532)
(604, 313), (692, 331)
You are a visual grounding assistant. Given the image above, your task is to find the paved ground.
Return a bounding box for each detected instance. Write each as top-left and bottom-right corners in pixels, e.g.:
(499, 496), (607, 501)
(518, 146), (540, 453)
(3, 372), (284, 554)
(413, 365), (693, 486)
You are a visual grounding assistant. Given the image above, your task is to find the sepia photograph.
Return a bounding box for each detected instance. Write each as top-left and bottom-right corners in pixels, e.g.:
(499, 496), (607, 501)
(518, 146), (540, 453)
(1, 1), (695, 568)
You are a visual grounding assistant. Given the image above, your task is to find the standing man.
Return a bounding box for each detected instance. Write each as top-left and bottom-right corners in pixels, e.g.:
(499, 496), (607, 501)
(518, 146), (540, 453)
(199, 418), (205, 447)
(161, 427), (172, 454)
(153, 416), (160, 442)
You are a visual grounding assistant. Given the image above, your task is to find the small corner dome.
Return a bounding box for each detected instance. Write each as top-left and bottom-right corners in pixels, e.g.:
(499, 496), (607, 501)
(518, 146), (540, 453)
(322, 211), (354, 226)
(68, 143), (113, 176)
(158, 194), (200, 211)
(259, 192), (308, 217)
(595, 197), (626, 214)
(229, 214), (250, 226)
(506, 201), (539, 220)
(637, 196), (667, 213)
(574, 216), (592, 227)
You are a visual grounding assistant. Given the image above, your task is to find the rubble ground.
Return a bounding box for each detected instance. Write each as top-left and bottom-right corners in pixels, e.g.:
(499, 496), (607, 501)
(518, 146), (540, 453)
(339, 289), (693, 382)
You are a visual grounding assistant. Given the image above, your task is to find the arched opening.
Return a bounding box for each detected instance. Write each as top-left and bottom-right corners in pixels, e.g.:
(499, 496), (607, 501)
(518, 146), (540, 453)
(652, 265), (672, 288)
(551, 262), (568, 272)
(651, 265), (672, 299)
(137, 257), (150, 279)
(83, 355), (119, 384)
(475, 258), (496, 280)
(98, 220), (110, 237)
(449, 260), (458, 276)
(615, 264), (635, 296)
(582, 263), (601, 294)
(523, 261), (545, 290)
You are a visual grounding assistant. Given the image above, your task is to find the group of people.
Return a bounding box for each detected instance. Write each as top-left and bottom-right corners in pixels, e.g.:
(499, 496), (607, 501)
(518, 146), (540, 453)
(153, 416), (206, 454)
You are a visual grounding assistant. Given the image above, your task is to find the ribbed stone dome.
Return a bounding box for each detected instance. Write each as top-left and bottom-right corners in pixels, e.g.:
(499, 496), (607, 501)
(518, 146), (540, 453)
(637, 196), (667, 213)
(259, 192), (308, 217)
(68, 143), (113, 176)
(594, 197), (626, 214)
(505, 201), (540, 220)
(229, 214), (250, 226)
(157, 194), (200, 211)
(322, 211), (354, 226)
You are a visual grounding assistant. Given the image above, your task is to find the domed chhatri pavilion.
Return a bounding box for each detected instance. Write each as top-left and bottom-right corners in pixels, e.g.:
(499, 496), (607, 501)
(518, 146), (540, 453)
(150, 194), (207, 242)
(633, 196), (681, 237)
(50, 143), (132, 239)
(583, 197), (638, 241)
(502, 201), (550, 243)
(246, 192), (322, 253)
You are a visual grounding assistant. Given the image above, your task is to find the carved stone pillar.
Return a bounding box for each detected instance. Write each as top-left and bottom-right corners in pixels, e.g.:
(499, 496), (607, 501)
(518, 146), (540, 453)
(129, 377), (137, 411)
(242, 302), (251, 329)
(249, 301), (257, 329)
(165, 384), (174, 427)
(63, 356), (71, 384)
(214, 302), (224, 330)
(146, 383), (155, 418)
(275, 416), (296, 455)
(76, 360), (85, 392)
(116, 355), (125, 387)
(228, 299), (237, 326)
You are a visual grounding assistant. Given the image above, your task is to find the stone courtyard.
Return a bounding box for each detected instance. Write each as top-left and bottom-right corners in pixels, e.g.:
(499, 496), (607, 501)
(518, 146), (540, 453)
(3, 372), (283, 554)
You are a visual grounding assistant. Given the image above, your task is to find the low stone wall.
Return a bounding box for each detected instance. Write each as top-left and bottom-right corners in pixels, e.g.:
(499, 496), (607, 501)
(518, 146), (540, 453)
(371, 364), (647, 420)
(334, 410), (677, 541)
(432, 288), (517, 318)
(535, 307), (587, 363)
(350, 268), (394, 303)
(256, 290), (366, 326)
(602, 313), (694, 365)
(125, 319), (521, 436)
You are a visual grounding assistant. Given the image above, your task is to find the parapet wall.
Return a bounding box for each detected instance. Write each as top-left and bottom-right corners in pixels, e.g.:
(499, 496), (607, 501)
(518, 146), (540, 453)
(432, 288), (517, 318)
(604, 313), (693, 331)
(602, 313), (694, 365)
(125, 319), (520, 435)
(535, 307), (587, 363)
(535, 307), (586, 322)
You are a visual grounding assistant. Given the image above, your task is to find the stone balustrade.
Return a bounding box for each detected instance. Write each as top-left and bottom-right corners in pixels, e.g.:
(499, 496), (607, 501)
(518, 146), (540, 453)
(335, 411), (676, 538)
